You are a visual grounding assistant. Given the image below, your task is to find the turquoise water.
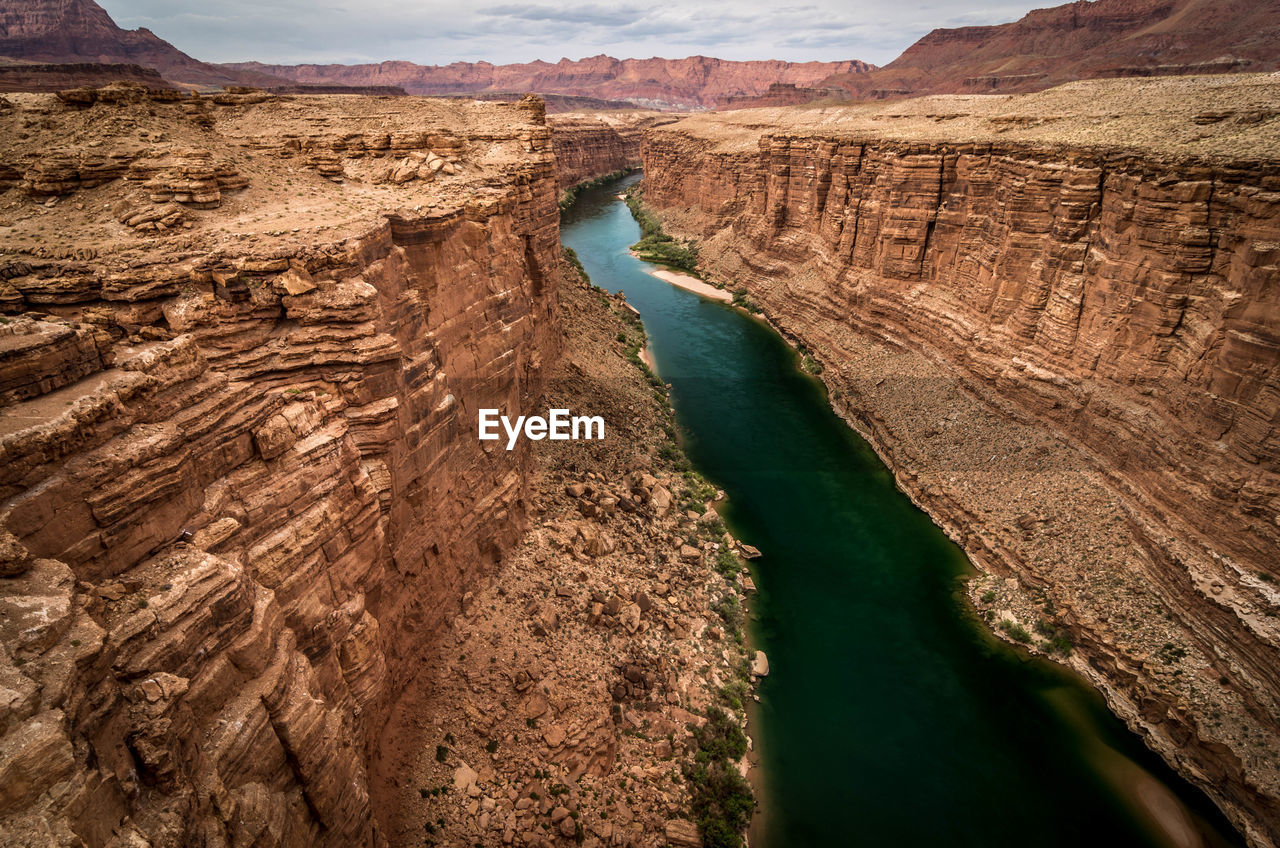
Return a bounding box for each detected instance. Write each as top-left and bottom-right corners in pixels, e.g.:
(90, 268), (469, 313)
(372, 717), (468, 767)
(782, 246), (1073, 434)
(560, 174), (1243, 848)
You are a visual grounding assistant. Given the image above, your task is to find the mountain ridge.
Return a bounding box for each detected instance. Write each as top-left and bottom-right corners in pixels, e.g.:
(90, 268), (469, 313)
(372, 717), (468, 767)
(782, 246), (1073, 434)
(0, 0), (279, 87)
(222, 54), (876, 110)
(819, 0), (1280, 98)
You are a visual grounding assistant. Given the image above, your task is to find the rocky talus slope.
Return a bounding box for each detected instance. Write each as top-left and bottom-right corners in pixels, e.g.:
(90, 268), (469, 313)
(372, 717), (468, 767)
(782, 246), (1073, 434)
(0, 87), (565, 846)
(376, 273), (756, 848)
(640, 75), (1280, 845)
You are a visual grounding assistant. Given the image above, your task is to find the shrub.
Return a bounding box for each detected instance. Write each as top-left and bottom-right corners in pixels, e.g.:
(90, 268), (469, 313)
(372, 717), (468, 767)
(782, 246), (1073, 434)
(625, 188), (701, 274)
(999, 619), (1032, 643)
(714, 548), (742, 578)
(713, 594), (744, 644)
(730, 288), (762, 314)
(684, 707), (754, 848)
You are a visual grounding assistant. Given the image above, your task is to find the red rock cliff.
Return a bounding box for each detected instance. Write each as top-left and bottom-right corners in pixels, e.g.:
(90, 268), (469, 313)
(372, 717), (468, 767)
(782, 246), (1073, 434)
(821, 0), (1280, 98)
(0, 90), (561, 846)
(228, 55), (875, 110)
(640, 77), (1280, 844)
(548, 114), (647, 191)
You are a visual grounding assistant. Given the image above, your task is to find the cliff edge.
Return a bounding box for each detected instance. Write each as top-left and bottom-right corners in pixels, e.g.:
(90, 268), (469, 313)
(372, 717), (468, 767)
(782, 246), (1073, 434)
(640, 73), (1280, 845)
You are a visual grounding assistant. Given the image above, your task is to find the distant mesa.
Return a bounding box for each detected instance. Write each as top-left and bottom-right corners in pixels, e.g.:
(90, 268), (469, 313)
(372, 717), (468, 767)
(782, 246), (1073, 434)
(265, 84), (408, 97)
(818, 0), (1280, 100)
(224, 55), (878, 111)
(0, 61), (176, 92)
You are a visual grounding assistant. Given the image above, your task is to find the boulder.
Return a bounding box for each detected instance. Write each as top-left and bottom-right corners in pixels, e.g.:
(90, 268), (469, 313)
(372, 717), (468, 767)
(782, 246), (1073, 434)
(664, 819), (703, 847)
(620, 603), (641, 633)
(0, 532), (32, 578)
(453, 762), (478, 793)
(751, 650), (770, 677)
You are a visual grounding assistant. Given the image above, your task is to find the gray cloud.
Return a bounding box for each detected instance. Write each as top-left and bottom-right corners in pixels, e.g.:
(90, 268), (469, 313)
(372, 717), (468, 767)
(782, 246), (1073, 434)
(100, 0), (1054, 67)
(481, 4), (651, 27)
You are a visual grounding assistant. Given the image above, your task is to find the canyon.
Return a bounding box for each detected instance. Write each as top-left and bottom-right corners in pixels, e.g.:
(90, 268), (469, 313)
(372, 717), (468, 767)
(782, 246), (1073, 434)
(548, 113), (647, 192)
(0, 84), (752, 848)
(638, 73), (1280, 845)
(3, 85), (561, 845)
(0, 3), (1277, 844)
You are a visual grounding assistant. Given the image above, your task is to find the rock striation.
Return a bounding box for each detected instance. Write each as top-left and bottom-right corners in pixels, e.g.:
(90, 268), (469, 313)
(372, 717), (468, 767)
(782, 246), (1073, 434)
(0, 62), (176, 93)
(0, 0), (283, 89)
(820, 0), (1280, 99)
(548, 114), (647, 192)
(718, 82), (849, 110)
(227, 55), (875, 111)
(640, 74), (1280, 845)
(0, 89), (564, 846)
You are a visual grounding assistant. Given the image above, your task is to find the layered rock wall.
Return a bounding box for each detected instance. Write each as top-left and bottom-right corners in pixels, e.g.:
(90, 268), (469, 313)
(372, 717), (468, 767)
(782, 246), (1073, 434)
(548, 116), (643, 191)
(640, 96), (1280, 843)
(0, 92), (561, 846)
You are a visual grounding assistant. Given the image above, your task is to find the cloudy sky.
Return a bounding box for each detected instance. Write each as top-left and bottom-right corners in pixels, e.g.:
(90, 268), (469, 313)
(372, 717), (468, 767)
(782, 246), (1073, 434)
(101, 0), (1050, 67)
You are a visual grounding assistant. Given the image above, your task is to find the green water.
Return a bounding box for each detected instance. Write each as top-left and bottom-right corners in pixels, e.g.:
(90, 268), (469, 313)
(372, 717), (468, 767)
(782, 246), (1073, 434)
(560, 174), (1244, 848)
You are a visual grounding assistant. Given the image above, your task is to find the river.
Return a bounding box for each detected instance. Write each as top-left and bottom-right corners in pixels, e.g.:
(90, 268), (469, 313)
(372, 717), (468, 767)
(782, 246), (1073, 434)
(559, 173), (1243, 848)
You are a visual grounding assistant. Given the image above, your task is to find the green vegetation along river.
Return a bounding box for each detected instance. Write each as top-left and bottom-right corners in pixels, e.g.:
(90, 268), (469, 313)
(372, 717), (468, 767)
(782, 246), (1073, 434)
(559, 173), (1244, 848)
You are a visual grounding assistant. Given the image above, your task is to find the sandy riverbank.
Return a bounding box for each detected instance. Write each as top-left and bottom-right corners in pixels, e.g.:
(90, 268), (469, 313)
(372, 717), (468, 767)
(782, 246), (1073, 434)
(645, 266), (734, 302)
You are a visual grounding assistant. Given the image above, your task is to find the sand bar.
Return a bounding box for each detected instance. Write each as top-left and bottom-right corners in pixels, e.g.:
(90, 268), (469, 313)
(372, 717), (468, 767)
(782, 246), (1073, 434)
(646, 267), (733, 302)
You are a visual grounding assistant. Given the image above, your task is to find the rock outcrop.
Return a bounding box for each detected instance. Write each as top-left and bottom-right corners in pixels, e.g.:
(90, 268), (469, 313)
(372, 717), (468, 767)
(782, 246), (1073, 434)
(639, 75), (1280, 844)
(0, 90), (563, 846)
(820, 0), (1280, 99)
(0, 62), (176, 93)
(548, 114), (647, 191)
(718, 82), (848, 110)
(0, 0), (283, 88)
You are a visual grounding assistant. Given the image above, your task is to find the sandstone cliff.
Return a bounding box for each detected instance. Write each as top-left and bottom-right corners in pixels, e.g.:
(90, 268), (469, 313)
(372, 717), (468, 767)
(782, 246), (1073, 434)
(548, 114), (649, 192)
(227, 55), (875, 111)
(0, 0), (281, 89)
(639, 75), (1280, 845)
(821, 0), (1280, 99)
(0, 62), (176, 93)
(0, 88), (563, 846)
(718, 82), (849, 110)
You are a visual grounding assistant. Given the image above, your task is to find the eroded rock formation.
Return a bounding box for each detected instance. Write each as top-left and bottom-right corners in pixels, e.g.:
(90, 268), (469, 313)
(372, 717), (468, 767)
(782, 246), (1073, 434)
(227, 55), (875, 111)
(548, 114), (647, 192)
(0, 89), (562, 846)
(639, 75), (1280, 845)
(0, 0), (282, 89)
(0, 63), (176, 93)
(819, 0), (1280, 99)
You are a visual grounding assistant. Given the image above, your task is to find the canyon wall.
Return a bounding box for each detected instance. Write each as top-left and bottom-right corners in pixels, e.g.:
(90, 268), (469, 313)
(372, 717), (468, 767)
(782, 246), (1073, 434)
(640, 78), (1280, 844)
(0, 90), (563, 846)
(548, 115), (645, 191)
